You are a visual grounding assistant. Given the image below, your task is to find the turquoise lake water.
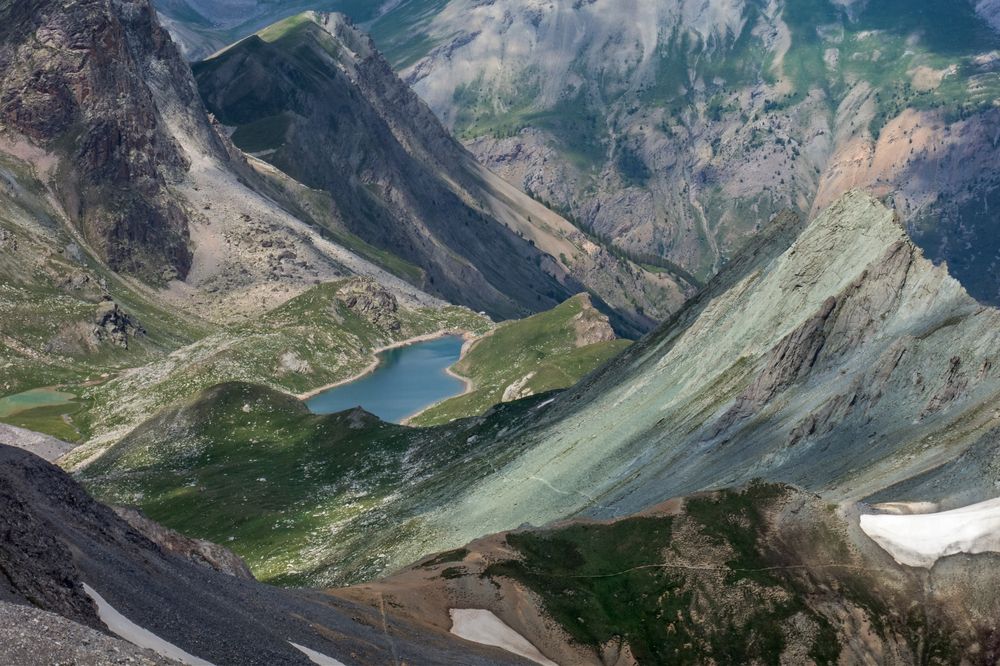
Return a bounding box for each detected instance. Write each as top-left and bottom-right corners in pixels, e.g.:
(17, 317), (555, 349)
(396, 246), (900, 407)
(305, 335), (465, 423)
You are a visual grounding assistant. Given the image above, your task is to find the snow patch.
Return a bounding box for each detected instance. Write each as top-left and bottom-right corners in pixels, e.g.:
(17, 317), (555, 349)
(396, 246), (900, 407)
(449, 608), (558, 665)
(82, 583), (214, 665)
(289, 641), (347, 666)
(859, 498), (1000, 568)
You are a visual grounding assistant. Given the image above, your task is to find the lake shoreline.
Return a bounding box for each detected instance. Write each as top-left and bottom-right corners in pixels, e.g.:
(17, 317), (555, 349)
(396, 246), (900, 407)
(295, 329), (477, 402)
(401, 335), (479, 425)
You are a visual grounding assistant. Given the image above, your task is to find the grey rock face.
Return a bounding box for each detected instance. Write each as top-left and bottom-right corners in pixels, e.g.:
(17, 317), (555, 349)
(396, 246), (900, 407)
(0, 0), (190, 280)
(0, 228), (15, 251)
(114, 506), (255, 579)
(0, 423), (74, 462)
(336, 276), (402, 333)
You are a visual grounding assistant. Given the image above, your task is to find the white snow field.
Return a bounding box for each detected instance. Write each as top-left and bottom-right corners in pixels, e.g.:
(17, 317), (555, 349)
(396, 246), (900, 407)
(449, 608), (558, 665)
(82, 583), (215, 666)
(289, 641), (348, 666)
(860, 498), (1000, 567)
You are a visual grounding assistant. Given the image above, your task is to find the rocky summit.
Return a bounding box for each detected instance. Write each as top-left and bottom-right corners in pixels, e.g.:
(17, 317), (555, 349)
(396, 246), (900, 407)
(0, 0), (225, 281)
(6, 1), (1000, 665)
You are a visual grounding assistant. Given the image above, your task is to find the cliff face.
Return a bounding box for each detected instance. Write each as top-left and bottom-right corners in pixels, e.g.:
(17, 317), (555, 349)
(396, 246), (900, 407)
(0, 0), (217, 281)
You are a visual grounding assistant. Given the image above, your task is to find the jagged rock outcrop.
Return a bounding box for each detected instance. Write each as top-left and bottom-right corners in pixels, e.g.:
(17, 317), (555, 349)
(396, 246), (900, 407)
(336, 277), (401, 333)
(93, 299), (144, 348)
(0, 0), (199, 280)
(0, 228), (15, 251)
(501, 372), (538, 403)
(113, 506), (254, 579)
(571, 293), (618, 346)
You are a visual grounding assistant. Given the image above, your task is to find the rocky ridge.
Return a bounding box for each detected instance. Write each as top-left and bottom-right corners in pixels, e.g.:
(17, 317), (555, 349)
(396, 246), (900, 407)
(335, 276), (402, 333)
(425, 191), (1000, 550)
(191, 11), (684, 331)
(113, 506), (255, 579)
(392, 0), (1000, 302)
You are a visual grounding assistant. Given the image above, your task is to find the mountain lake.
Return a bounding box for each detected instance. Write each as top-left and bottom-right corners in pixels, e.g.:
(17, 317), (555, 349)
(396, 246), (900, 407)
(306, 335), (466, 423)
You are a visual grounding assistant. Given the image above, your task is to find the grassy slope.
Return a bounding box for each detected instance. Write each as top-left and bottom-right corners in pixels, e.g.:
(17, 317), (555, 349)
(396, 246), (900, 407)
(0, 134), (484, 450)
(482, 483), (962, 665)
(0, 153), (208, 442)
(65, 280), (490, 465)
(83, 382), (413, 582)
(411, 294), (629, 426)
(80, 382), (548, 585)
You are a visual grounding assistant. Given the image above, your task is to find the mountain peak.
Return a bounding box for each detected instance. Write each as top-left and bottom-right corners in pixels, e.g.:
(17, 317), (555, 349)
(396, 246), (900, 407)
(252, 10), (371, 63)
(395, 190), (997, 566)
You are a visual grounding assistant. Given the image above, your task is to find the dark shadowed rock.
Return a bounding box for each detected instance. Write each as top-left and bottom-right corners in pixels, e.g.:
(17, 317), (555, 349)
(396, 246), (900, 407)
(93, 299), (145, 348)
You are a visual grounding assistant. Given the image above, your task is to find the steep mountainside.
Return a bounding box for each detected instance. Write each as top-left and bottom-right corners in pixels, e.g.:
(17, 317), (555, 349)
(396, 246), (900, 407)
(191, 12), (685, 329)
(424, 192), (1000, 545)
(0, 442), (534, 665)
(0, 0), (228, 282)
(344, 483), (1000, 665)
(156, 0), (1000, 304)
(379, 0), (1000, 303)
(84, 191), (1000, 588)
